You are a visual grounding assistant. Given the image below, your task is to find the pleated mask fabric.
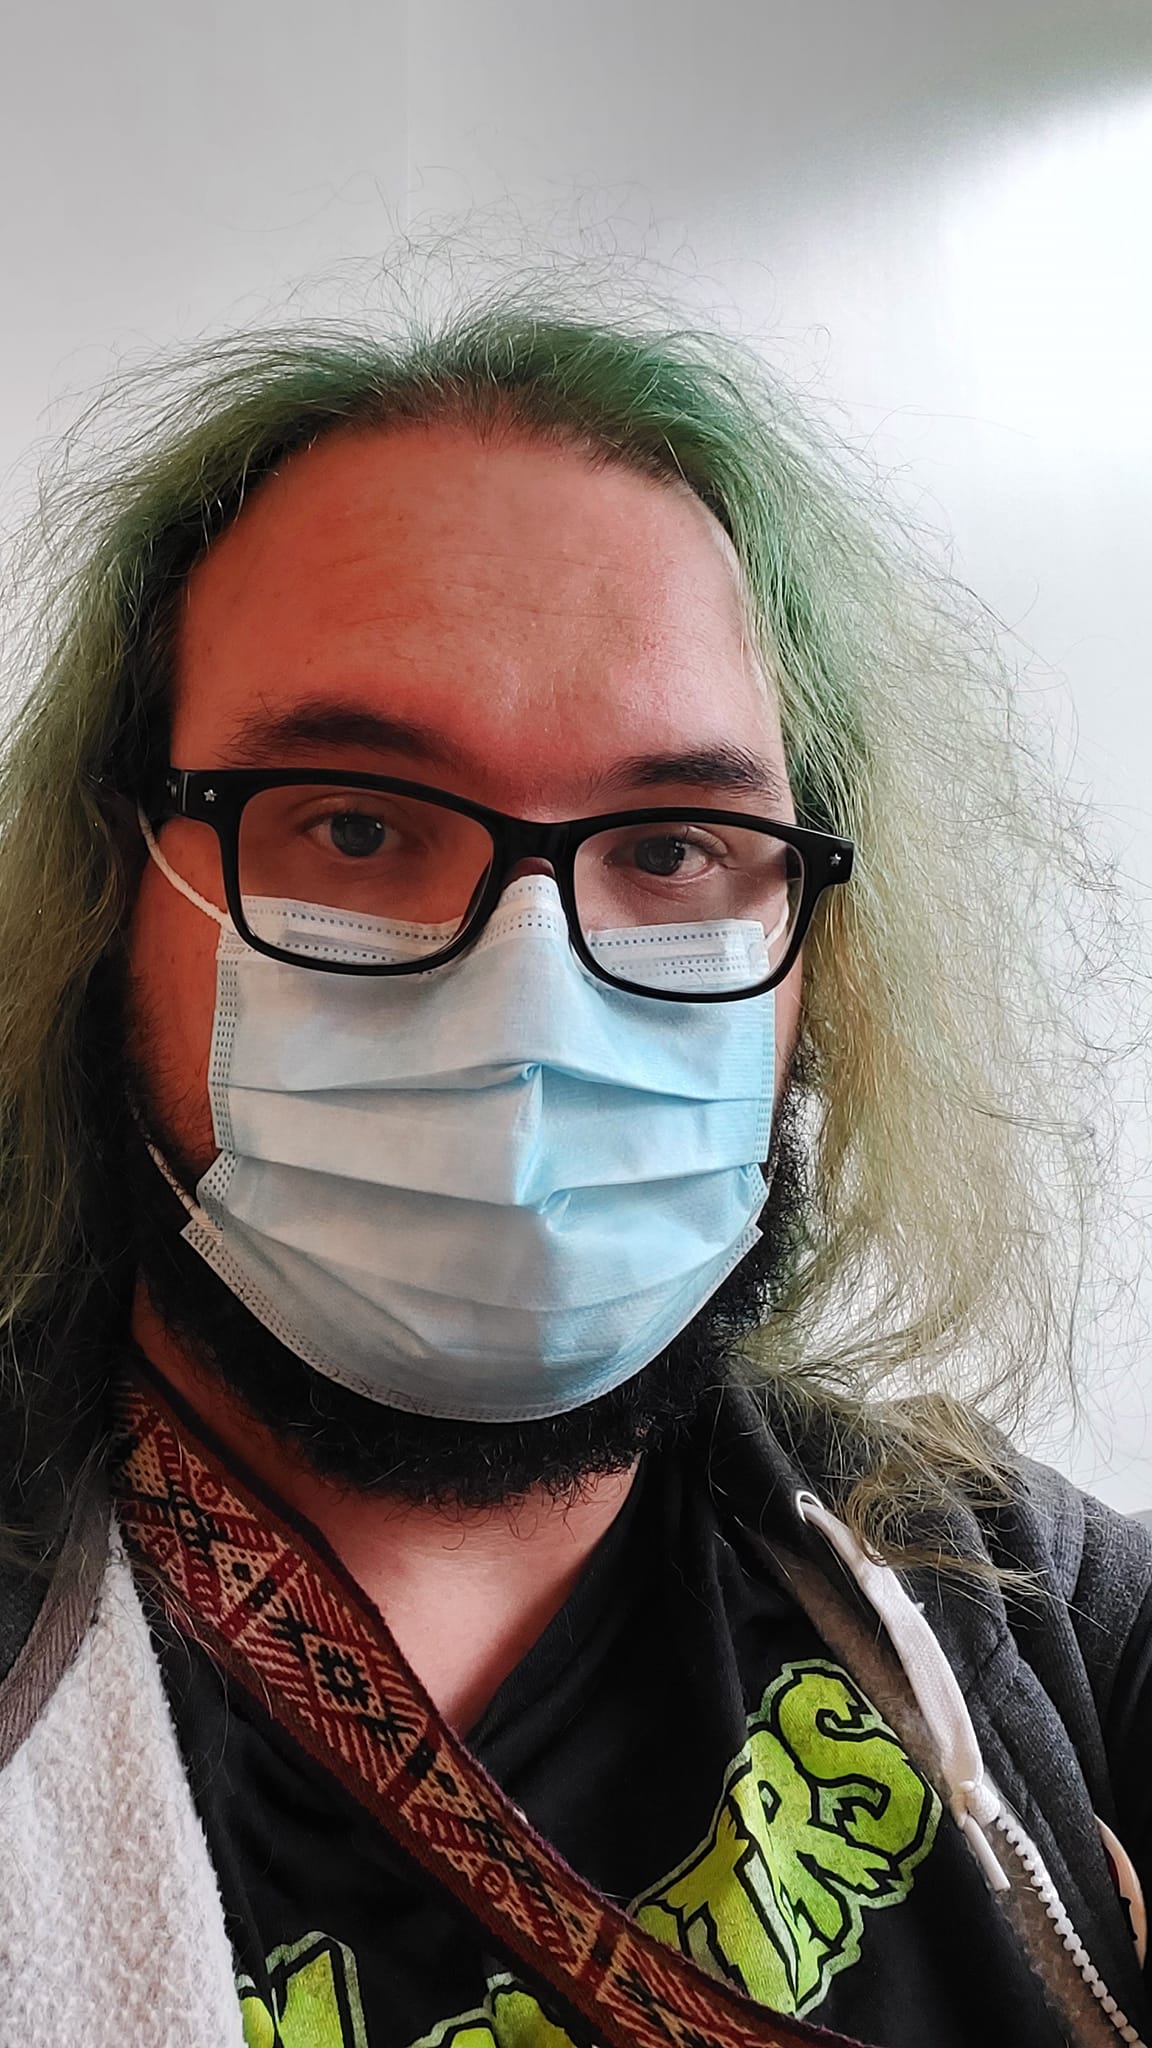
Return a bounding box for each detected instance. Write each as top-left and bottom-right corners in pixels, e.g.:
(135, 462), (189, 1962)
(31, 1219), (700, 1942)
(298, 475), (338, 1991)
(146, 860), (776, 1422)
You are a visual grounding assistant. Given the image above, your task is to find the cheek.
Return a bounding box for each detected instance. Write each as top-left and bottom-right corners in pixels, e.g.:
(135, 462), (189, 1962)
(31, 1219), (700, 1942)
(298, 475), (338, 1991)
(773, 956), (803, 1100)
(126, 861), (222, 1175)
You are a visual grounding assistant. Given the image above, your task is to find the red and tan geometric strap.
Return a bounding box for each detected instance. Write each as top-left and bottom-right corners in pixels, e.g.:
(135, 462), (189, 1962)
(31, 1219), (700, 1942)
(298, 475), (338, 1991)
(111, 1368), (874, 2048)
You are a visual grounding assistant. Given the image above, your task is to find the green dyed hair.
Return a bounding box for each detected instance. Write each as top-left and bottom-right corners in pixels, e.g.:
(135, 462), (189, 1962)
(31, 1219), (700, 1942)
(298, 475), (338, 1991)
(0, 276), (1119, 1560)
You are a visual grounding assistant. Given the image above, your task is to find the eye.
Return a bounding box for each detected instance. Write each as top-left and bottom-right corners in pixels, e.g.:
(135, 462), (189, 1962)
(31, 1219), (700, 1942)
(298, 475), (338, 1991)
(633, 835), (691, 876)
(323, 810), (387, 858)
(628, 831), (724, 877)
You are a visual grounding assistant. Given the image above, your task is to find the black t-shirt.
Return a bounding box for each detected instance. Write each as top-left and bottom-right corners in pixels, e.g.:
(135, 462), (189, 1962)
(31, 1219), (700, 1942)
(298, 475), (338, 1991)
(153, 1445), (1086, 2048)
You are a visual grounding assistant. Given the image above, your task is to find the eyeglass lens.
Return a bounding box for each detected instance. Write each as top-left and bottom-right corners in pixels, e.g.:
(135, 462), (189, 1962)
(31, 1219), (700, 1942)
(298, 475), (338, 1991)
(236, 783), (803, 992)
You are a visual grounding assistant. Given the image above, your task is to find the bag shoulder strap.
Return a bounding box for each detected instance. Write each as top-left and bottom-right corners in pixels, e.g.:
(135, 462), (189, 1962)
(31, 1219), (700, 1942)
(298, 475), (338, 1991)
(112, 1365), (875, 2048)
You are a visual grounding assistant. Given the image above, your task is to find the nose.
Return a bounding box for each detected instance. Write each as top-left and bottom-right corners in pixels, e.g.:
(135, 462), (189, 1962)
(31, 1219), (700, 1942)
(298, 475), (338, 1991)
(505, 858), (557, 883)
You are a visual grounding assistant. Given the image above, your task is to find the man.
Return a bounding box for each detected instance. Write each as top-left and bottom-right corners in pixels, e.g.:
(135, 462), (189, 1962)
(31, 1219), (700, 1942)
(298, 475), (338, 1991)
(0, 299), (1149, 2048)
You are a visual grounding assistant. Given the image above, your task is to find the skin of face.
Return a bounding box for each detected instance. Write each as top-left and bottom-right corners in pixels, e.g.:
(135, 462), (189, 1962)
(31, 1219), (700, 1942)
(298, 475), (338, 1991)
(126, 422), (803, 1173)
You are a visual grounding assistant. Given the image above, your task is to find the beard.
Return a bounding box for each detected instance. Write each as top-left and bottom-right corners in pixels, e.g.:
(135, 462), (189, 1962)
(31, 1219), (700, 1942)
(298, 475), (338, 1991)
(126, 1076), (811, 1510)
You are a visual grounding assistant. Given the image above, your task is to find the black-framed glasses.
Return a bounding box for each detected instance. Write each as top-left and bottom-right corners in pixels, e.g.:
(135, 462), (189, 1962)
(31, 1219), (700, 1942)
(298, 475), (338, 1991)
(149, 767), (854, 1003)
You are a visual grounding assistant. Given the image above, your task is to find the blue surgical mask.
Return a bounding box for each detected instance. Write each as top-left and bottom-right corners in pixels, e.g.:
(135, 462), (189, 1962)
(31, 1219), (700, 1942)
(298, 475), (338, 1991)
(143, 836), (776, 1423)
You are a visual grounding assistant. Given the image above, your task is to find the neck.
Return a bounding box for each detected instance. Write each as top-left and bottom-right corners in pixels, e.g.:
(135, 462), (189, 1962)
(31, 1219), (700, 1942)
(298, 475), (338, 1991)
(129, 1281), (639, 1732)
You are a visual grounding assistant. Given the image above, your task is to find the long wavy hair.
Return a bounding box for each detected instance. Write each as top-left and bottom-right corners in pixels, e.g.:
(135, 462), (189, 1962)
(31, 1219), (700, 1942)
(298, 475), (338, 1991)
(0, 272), (1122, 1563)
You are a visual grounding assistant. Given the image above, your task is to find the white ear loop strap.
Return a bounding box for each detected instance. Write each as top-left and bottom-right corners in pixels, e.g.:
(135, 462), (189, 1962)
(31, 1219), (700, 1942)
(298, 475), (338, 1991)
(135, 1117), (204, 1229)
(137, 805), (232, 931)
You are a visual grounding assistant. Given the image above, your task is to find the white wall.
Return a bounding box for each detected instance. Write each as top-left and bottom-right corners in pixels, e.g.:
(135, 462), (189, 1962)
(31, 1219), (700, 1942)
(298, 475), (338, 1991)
(3, 0), (1152, 1501)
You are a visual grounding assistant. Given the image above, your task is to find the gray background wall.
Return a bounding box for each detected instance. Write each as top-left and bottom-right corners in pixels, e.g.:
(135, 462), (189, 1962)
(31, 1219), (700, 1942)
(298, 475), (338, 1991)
(2, 0), (1151, 1502)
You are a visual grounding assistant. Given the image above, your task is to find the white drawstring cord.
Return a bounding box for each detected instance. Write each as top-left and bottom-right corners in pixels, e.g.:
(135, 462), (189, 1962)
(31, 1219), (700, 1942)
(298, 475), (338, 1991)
(795, 1490), (1011, 1891)
(795, 1489), (1148, 2047)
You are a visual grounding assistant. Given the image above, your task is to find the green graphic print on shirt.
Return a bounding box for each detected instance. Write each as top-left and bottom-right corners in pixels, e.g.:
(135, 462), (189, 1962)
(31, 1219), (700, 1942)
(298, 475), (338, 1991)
(239, 1932), (369, 2048)
(238, 1660), (941, 2048)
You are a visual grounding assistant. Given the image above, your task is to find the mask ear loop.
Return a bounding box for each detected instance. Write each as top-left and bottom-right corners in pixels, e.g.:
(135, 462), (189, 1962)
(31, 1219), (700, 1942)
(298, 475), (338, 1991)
(132, 808), (231, 1218)
(137, 805), (232, 931)
(135, 1113), (204, 1227)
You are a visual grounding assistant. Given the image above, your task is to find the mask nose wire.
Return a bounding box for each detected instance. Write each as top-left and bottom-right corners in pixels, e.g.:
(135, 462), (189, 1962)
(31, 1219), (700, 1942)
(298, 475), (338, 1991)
(139, 817), (787, 991)
(138, 805), (569, 953)
(455, 855), (564, 948)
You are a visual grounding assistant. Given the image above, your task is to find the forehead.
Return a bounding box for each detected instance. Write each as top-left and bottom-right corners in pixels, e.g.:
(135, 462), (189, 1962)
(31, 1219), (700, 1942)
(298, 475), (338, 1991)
(171, 423), (784, 809)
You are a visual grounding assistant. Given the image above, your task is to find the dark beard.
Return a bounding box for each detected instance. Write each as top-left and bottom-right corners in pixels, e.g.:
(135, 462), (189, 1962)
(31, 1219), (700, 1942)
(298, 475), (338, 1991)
(126, 1083), (810, 1509)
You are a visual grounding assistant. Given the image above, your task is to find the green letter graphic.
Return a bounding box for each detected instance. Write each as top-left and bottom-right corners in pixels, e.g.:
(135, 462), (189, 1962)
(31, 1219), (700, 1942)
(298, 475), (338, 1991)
(633, 1660), (939, 2015)
(239, 1932), (368, 2048)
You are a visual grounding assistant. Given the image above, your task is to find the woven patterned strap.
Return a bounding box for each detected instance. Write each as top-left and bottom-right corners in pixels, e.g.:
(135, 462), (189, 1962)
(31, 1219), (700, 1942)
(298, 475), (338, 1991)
(112, 1371), (874, 2048)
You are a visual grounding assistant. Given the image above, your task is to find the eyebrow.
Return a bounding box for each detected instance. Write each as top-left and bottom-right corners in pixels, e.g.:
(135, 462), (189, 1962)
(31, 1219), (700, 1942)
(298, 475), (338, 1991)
(590, 744), (791, 808)
(222, 700), (791, 809)
(223, 702), (474, 773)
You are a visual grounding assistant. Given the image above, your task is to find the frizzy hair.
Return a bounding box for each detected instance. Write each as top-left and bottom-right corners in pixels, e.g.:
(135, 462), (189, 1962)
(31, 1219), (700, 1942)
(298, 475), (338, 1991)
(0, 276), (1121, 1562)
